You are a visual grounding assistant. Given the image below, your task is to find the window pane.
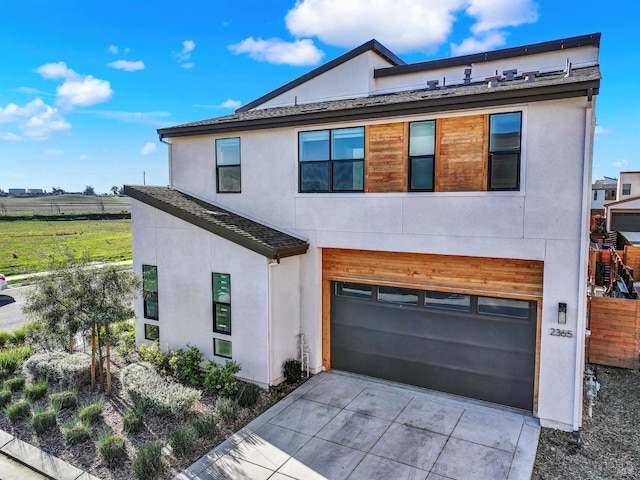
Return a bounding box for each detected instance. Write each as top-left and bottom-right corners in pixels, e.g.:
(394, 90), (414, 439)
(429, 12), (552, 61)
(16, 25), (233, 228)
(333, 160), (364, 191)
(215, 304), (232, 334)
(336, 282), (372, 300)
(425, 291), (470, 312)
(218, 166), (241, 193)
(216, 138), (240, 166)
(332, 127), (364, 160)
(478, 297), (530, 319)
(490, 113), (521, 151)
(378, 286), (419, 305)
(300, 130), (329, 161)
(142, 265), (157, 292)
(144, 293), (159, 320)
(410, 157), (434, 190)
(409, 121), (435, 156)
(489, 153), (519, 190)
(144, 324), (160, 341)
(623, 184), (631, 195)
(300, 162), (330, 192)
(213, 273), (231, 304)
(214, 339), (232, 358)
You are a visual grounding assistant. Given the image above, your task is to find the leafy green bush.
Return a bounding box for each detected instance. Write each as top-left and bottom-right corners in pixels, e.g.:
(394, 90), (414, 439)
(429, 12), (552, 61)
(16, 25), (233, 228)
(283, 359), (302, 383)
(0, 331), (11, 348)
(132, 441), (165, 480)
(0, 346), (32, 380)
(79, 398), (103, 425)
(23, 352), (92, 388)
(191, 413), (218, 440)
(168, 344), (203, 386)
(121, 362), (200, 418)
(138, 342), (170, 369)
(98, 431), (128, 465)
(236, 382), (261, 408)
(3, 376), (25, 393)
(30, 407), (57, 435)
(204, 360), (241, 397)
(0, 390), (11, 408)
(5, 400), (31, 422)
(23, 380), (47, 402)
(122, 408), (144, 435)
(116, 327), (136, 362)
(63, 420), (90, 445)
(169, 424), (198, 458)
(49, 391), (77, 411)
(215, 397), (238, 423)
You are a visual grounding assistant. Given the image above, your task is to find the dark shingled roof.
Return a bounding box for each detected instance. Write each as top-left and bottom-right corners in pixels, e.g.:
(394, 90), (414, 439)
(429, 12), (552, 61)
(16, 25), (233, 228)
(158, 65), (600, 139)
(124, 185), (309, 260)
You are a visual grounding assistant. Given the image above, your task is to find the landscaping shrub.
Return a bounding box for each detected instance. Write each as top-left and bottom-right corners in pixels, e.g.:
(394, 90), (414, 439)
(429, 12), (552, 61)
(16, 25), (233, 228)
(0, 346), (32, 379)
(79, 398), (104, 425)
(49, 391), (78, 411)
(204, 360), (241, 396)
(283, 359), (302, 384)
(215, 397), (238, 423)
(98, 431), (128, 465)
(168, 424), (198, 458)
(0, 331), (11, 348)
(115, 326), (136, 362)
(23, 380), (47, 402)
(5, 400), (31, 422)
(23, 352), (91, 388)
(122, 408), (144, 435)
(191, 413), (218, 440)
(0, 390), (11, 408)
(23, 352), (67, 381)
(59, 353), (92, 388)
(236, 382), (261, 407)
(3, 376), (25, 393)
(8, 326), (28, 346)
(63, 421), (90, 445)
(168, 344), (204, 386)
(132, 441), (165, 480)
(30, 407), (57, 435)
(138, 342), (170, 369)
(121, 362), (200, 418)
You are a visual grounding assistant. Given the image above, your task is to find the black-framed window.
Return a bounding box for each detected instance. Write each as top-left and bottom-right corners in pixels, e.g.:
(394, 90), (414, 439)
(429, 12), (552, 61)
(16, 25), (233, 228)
(213, 273), (231, 334)
(299, 127), (364, 192)
(144, 323), (160, 341)
(477, 297), (530, 319)
(425, 291), (471, 312)
(409, 120), (436, 191)
(216, 137), (241, 193)
(142, 265), (158, 320)
(214, 338), (232, 358)
(488, 112), (522, 191)
(377, 286), (420, 306)
(623, 183), (631, 195)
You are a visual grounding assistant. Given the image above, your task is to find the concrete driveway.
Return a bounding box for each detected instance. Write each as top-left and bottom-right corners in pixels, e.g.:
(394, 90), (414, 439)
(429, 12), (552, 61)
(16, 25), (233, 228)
(175, 371), (540, 480)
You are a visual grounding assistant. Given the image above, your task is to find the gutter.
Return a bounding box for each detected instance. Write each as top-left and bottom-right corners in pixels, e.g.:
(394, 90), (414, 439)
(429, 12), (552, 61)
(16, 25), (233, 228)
(159, 137), (173, 188)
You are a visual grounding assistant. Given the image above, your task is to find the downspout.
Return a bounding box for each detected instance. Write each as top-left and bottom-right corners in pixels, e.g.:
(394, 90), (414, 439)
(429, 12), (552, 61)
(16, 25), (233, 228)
(267, 259), (276, 386)
(573, 92), (595, 430)
(159, 135), (173, 188)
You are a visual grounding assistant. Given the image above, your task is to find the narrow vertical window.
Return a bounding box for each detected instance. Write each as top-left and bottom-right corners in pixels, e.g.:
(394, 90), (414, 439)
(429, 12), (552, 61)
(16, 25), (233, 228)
(409, 120), (435, 191)
(213, 273), (231, 334)
(622, 183), (631, 195)
(142, 265), (158, 320)
(488, 112), (522, 191)
(214, 338), (233, 358)
(216, 137), (241, 193)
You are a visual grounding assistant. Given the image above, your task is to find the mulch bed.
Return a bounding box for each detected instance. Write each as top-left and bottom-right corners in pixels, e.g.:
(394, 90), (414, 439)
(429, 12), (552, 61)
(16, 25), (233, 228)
(532, 365), (640, 479)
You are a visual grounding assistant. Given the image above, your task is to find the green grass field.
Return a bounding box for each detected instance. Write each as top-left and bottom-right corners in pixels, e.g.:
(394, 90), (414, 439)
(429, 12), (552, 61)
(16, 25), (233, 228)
(0, 219), (132, 276)
(0, 194), (130, 216)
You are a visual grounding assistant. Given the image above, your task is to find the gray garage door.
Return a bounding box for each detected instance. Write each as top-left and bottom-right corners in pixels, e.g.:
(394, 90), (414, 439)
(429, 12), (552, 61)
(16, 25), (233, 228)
(331, 282), (537, 411)
(610, 212), (640, 232)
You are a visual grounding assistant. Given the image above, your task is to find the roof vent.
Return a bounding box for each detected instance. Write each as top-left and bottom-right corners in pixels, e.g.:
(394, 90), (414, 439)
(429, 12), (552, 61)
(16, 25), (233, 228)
(427, 80), (439, 90)
(523, 71), (539, 83)
(564, 58), (573, 78)
(502, 69), (517, 81)
(486, 75), (501, 88)
(463, 68), (472, 85)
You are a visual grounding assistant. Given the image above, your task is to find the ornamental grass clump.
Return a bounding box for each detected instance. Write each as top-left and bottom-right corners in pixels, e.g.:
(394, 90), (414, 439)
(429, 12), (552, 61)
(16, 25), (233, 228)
(0, 390), (11, 409)
(191, 412), (218, 440)
(0, 345), (32, 378)
(63, 420), (90, 446)
(98, 431), (128, 465)
(168, 424), (198, 458)
(122, 408), (144, 435)
(49, 390), (78, 411)
(5, 400), (31, 422)
(23, 380), (47, 402)
(3, 376), (25, 393)
(79, 398), (104, 425)
(132, 441), (165, 480)
(215, 397), (238, 423)
(30, 407), (57, 435)
(121, 362), (200, 418)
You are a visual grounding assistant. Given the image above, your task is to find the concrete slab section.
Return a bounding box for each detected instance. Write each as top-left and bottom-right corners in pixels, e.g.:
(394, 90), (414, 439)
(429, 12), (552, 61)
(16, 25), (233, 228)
(451, 409), (524, 452)
(198, 455), (274, 480)
(316, 410), (391, 451)
(268, 398), (342, 436)
(432, 437), (513, 480)
(396, 396), (465, 435)
(302, 375), (366, 408)
(345, 386), (412, 421)
(348, 453), (430, 480)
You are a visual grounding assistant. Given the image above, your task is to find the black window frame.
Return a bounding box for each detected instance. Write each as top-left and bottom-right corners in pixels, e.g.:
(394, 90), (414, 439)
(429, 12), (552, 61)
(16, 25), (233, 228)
(298, 127), (365, 193)
(142, 264), (159, 320)
(488, 112), (522, 191)
(213, 338), (233, 359)
(408, 120), (436, 192)
(212, 273), (231, 335)
(216, 137), (241, 193)
(144, 323), (160, 341)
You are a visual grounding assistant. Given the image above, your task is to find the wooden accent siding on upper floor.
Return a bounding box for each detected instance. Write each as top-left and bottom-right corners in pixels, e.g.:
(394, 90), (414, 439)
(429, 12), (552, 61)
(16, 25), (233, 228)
(365, 122), (408, 192)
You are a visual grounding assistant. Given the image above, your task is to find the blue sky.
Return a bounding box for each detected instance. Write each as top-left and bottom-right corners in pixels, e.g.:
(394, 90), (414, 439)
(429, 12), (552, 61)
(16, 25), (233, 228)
(1, 0), (637, 193)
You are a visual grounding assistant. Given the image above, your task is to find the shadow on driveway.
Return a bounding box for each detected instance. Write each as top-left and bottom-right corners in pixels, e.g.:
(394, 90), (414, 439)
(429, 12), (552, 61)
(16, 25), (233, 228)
(0, 295), (16, 307)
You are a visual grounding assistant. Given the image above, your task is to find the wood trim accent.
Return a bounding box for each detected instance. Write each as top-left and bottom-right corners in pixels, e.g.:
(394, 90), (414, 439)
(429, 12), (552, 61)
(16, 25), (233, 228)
(482, 114), (489, 190)
(365, 122), (408, 193)
(322, 279), (331, 370)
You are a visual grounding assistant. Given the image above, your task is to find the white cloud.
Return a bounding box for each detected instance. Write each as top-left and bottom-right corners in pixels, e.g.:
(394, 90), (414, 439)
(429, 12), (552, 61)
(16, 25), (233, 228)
(220, 99), (242, 109)
(0, 132), (22, 141)
(182, 40), (195, 54)
(0, 98), (70, 140)
(613, 159), (629, 168)
(285, 0), (465, 53)
(141, 142), (156, 154)
(450, 31), (506, 55)
(229, 37), (325, 66)
(108, 45), (119, 54)
(181, 62), (195, 69)
(36, 62), (113, 107)
(80, 154), (90, 161)
(88, 110), (172, 126)
(45, 148), (63, 155)
(175, 40), (196, 67)
(108, 60), (146, 72)
(466, 0), (539, 35)
(595, 125), (613, 136)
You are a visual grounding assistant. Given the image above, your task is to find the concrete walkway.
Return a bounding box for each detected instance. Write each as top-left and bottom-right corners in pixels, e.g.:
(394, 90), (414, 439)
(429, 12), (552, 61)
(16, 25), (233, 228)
(175, 371), (540, 480)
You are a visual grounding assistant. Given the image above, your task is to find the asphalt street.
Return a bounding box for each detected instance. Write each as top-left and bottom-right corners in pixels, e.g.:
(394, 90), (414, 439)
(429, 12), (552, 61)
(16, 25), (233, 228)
(0, 285), (33, 331)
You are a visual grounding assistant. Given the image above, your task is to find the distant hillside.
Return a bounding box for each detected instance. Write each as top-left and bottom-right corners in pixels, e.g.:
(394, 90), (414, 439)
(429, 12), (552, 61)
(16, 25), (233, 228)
(0, 194), (131, 217)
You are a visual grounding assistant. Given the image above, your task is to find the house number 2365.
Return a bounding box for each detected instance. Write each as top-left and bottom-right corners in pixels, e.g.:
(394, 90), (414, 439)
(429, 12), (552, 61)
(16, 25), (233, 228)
(550, 328), (573, 338)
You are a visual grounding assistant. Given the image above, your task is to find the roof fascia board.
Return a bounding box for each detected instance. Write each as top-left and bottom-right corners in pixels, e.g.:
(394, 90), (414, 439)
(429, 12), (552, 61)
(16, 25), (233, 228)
(159, 80), (600, 138)
(236, 39), (405, 113)
(374, 33), (601, 78)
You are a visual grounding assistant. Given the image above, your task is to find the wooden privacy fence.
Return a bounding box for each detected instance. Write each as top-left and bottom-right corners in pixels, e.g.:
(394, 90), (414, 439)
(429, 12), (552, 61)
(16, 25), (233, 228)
(588, 296), (640, 369)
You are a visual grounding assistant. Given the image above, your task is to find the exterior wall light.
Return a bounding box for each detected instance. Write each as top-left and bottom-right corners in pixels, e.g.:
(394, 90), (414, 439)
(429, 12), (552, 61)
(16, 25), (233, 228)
(558, 303), (567, 324)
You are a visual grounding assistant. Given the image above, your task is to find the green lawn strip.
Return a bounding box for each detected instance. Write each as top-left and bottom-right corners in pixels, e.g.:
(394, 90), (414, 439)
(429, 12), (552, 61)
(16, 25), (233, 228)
(0, 219), (132, 276)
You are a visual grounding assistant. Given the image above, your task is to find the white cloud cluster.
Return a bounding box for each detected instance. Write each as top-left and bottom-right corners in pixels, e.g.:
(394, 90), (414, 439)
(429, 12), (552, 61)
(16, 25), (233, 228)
(229, 37), (324, 66)
(141, 142), (156, 154)
(108, 59), (146, 72)
(220, 99), (242, 109)
(613, 159), (629, 168)
(0, 98), (70, 140)
(36, 62), (113, 107)
(176, 40), (196, 68)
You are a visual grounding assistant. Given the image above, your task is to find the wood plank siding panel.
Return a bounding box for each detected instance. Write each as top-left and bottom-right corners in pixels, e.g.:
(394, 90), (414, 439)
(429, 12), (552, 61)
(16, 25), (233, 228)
(436, 115), (488, 192)
(365, 123), (408, 192)
(322, 248), (544, 298)
(623, 245), (640, 277)
(588, 297), (640, 369)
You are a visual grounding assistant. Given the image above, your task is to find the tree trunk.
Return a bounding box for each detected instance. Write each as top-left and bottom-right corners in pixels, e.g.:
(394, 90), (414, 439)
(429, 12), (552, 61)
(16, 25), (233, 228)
(91, 324), (96, 389)
(106, 342), (112, 395)
(97, 327), (105, 392)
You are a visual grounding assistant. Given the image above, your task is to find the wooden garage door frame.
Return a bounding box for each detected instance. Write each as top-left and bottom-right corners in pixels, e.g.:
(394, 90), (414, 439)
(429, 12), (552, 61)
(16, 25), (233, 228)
(321, 248), (544, 413)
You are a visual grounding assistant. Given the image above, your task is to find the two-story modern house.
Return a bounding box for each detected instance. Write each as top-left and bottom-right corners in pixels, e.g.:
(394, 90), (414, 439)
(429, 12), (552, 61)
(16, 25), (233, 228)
(604, 171), (640, 232)
(125, 33), (601, 431)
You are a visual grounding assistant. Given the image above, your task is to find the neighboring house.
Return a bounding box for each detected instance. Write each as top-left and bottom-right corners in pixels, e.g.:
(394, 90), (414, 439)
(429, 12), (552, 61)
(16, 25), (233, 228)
(591, 177), (617, 213)
(604, 172), (640, 232)
(126, 32), (601, 432)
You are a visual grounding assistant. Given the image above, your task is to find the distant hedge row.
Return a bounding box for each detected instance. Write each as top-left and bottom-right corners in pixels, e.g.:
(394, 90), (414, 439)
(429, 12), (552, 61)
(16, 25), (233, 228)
(0, 213), (131, 222)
